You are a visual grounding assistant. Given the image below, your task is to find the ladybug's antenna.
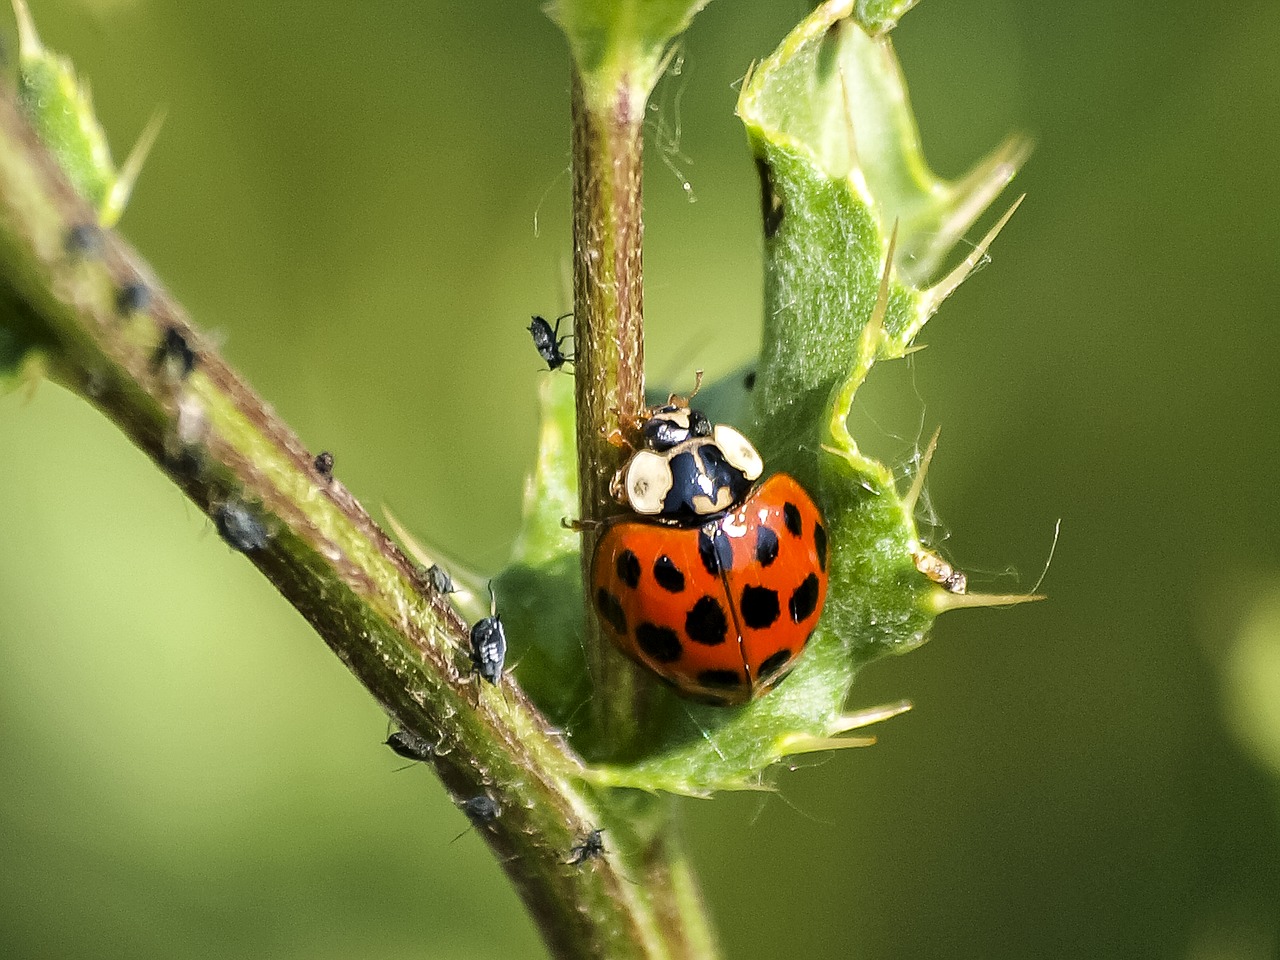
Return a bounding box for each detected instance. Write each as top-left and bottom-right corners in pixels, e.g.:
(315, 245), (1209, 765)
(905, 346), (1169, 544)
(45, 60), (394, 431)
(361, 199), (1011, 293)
(688, 369), (704, 402)
(665, 369), (705, 408)
(486, 580), (498, 618)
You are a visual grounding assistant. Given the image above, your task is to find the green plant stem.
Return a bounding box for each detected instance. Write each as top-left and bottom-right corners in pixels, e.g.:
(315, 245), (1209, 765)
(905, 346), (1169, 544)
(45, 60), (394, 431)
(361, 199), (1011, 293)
(0, 77), (706, 960)
(570, 70), (654, 758)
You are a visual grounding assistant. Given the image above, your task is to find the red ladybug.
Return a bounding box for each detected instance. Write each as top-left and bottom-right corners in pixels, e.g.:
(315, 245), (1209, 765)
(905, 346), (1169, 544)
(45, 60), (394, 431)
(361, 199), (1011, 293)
(591, 402), (828, 705)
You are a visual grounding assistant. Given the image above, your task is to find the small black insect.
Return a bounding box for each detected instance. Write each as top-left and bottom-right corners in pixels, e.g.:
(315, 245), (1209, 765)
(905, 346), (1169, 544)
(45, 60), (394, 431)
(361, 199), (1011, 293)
(462, 794), (501, 822)
(214, 501), (269, 553)
(743, 370), (757, 391)
(567, 829), (606, 866)
(426, 563), (455, 594)
(65, 223), (103, 258)
(528, 313), (574, 371)
(153, 325), (198, 380)
(450, 793), (501, 843)
(385, 729), (433, 763)
(116, 282), (152, 316)
(469, 583), (507, 686)
(313, 450), (334, 481)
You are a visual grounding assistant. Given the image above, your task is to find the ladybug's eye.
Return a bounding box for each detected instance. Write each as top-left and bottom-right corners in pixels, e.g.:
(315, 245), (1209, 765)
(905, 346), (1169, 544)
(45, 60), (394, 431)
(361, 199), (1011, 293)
(689, 410), (712, 437)
(643, 417), (689, 451)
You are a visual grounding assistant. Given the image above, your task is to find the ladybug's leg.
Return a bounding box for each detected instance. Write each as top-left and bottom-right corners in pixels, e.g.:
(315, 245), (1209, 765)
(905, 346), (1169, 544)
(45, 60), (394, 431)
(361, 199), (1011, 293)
(604, 425), (637, 454)
(561, 516), (601, 532)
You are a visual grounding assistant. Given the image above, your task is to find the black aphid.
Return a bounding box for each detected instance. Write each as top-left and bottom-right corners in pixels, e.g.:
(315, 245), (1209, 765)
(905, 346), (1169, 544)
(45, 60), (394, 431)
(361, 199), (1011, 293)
(385, 729), (433, 763)
(567, 829), (606, 866)
(117, 282), (152, 315)
(426, 564), (456, 594)
(153, 326), (198, 380)
(65, 223), (103, 258)
(462, 794), (500, 822)
(469, 582), (507, 686)
(527, 313), (574, 371)
(313, 450), (334, 481)
(214, 501), (269, 553)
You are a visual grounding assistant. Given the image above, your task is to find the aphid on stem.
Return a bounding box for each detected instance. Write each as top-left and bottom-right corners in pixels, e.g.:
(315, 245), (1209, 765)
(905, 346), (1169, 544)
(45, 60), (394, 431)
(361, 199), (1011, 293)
(527, 313), (574, 371)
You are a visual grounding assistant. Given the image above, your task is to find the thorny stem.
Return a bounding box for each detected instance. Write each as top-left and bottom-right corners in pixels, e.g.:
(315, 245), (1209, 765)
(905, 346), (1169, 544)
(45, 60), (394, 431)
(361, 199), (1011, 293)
(571, 71), (654, 759)
(0, 78), (708, 960)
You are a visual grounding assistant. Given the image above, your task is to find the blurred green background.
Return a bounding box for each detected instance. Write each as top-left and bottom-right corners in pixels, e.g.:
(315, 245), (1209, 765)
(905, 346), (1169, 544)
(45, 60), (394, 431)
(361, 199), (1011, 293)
(2, 0), (1279, 957)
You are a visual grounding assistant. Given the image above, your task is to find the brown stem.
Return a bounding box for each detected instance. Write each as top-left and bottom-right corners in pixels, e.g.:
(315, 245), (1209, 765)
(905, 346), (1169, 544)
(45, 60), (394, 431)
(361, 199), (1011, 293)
(571, 71), (656, 759)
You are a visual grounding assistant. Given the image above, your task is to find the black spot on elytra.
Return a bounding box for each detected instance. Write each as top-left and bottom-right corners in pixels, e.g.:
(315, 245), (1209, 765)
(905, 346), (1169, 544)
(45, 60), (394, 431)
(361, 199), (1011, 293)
(697, 525), (734, 576)
(757, 648), (793, 680)
(740, 585), (781, 629)
(755, 525), (779, 566)
(636, 623), (682, 663)
(783, 502), (802, 537)
(653, 555), (685, 593)
(755, 157), (784, 239)
(595, 588), (628, 636)
(698, 669), (744, 689)
(789, 573), (820, 623)
(685, 596), (728, 646)
(813, 522), (828, 572)
(616, 549), (641, 588)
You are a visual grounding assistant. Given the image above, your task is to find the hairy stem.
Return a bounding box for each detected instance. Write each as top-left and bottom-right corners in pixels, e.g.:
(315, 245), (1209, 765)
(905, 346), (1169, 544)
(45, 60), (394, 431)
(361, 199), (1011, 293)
(0, 76), (697, 960)
(571, 70), (653, 758)
(567, 64), (720, 960)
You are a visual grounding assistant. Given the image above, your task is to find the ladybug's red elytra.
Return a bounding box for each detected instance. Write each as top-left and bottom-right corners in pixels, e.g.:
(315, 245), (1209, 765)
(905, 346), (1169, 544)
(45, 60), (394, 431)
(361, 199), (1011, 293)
(591, 401), (828, 705)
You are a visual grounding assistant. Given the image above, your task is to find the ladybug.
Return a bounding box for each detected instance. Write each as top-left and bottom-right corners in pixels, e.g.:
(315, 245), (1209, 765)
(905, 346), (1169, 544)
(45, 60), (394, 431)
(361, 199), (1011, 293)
(528, 313), (574, 371)
(591, 403), (828, 705)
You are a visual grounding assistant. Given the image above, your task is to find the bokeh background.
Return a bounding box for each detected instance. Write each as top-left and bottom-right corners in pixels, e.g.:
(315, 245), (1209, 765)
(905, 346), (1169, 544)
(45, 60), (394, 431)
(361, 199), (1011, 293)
(2, 0), (1279, 957)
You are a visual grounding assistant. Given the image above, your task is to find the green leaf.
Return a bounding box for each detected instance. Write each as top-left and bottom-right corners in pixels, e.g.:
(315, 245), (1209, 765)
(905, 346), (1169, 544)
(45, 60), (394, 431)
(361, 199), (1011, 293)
(585, 0), (1026, 795)
(498, 374), (592, 729)
(13, 0), (160, 226)
(547, 0), (712, 100)
(851, 0), (919, 35)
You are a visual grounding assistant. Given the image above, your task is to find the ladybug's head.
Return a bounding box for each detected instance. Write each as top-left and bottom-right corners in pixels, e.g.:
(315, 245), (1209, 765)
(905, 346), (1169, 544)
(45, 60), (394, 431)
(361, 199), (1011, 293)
(640, 404), (712, 452)
(616, 407), (765, 520)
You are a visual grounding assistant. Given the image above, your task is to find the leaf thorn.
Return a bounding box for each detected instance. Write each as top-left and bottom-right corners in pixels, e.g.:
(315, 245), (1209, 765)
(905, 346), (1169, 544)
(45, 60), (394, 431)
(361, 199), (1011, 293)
(902, 425), (940, 516)
(921, 193), (1025, 316)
